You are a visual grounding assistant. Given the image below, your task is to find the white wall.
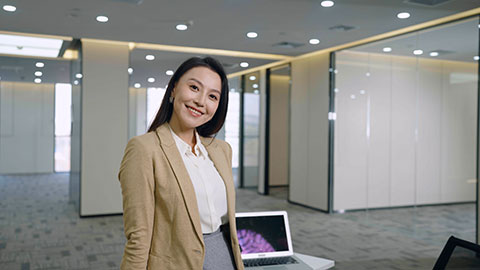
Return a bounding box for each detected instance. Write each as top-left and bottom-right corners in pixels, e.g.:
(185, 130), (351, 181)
(80, 39), (128, 216)
(0, 81), (54, 174)
(334, 51), (477, 211)
(289, 53), (330, 211)
(269, 74), (290, 186)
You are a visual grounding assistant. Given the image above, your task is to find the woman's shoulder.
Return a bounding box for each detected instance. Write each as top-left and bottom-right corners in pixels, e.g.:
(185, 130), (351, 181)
(202, 137), (232, 155)
(126, 132), (159, 151)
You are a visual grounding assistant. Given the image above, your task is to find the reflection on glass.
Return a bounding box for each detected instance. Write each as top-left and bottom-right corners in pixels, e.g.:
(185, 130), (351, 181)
(243, 72), (261, 187)
(333, 16), (478, 242)
(147, 87), (166, 128)
(55, 83), (72, 172)
(226, 77), (241, 187)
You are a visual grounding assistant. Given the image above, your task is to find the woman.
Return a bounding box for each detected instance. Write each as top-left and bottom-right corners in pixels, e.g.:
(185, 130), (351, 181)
(118, 57), (244, 270)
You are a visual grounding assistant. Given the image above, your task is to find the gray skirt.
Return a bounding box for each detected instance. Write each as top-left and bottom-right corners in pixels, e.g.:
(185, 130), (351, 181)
(203, 224), (237, 270)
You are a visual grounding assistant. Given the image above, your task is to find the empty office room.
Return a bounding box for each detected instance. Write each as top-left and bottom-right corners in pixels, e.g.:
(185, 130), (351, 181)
(1, 1), (480, 269)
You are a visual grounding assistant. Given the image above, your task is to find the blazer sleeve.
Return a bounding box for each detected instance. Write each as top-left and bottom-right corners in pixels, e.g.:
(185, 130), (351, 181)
(118, 136), (155, 270)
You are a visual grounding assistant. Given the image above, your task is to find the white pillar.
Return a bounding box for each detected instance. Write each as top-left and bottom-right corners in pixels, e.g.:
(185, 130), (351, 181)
(80, 39), (129, 216)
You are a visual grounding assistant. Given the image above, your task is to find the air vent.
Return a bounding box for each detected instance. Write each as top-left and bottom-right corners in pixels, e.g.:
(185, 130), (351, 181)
(328, 25), (355, 32)
(221, 62), (239, 69)
(272, 41), (305, 49)
(404, 0), (451, 6)
(430, 49), (455, 55)
(0, 65), (24, 73)
(112, 0), (144, 5)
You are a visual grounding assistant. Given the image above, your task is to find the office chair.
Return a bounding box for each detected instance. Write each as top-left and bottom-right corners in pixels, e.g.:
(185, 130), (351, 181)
(433, 236), (480, 270)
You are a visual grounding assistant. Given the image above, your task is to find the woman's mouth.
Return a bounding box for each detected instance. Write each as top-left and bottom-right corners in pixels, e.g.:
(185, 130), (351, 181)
(186, 105), (203, 117)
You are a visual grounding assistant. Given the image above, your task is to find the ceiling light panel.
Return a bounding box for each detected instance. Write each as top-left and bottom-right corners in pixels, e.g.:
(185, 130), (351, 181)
(246, 32), (258, 38)
(413, 49), (423, 55)
(2, 5), (16, 12)
(176, 24), (188, 31)
(320, 1), (334, 7)
(96, 15), (109, 23)
(0, 34), (63, 57)
(397, 12), (411, 19)
(309, 39), (320, 45)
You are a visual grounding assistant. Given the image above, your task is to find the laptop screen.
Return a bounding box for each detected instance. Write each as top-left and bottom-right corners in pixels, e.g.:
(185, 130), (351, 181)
(236, 211), (293, 259)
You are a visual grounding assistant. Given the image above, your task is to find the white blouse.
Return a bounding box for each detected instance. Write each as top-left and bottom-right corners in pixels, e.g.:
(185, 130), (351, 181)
(169, 126), (228, 234)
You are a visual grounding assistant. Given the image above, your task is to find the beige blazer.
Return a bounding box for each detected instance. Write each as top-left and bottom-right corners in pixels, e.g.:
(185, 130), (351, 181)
(118, 123), (244, 270)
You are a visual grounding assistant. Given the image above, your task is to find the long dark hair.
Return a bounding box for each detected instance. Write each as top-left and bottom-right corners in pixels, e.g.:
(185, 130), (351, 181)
(147, 56), (229, 137)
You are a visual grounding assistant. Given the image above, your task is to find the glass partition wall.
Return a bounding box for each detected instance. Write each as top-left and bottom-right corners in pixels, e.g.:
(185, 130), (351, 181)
(242, 71), (261, 188)
(332, 17), (479, 243)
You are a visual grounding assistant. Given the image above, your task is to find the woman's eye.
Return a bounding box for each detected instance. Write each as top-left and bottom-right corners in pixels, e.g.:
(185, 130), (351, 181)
(190, 85), (199, 91)
(209, 94), (219, 100)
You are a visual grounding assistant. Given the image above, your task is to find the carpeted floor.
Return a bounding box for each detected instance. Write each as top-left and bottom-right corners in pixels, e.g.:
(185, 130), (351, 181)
(0, 173), (476, 269)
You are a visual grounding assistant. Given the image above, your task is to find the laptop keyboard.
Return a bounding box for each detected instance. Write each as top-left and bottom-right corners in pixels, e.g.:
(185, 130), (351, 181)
(243, 256), (298, 267)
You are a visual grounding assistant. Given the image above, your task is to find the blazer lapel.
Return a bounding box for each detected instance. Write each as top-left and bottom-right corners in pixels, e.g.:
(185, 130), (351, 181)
(155, 124), (203, 245)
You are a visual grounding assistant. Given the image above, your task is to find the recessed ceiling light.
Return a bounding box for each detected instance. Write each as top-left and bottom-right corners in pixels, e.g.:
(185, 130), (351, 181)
(34, 78), (41, 84)
(397, 12), (410, 19)
(429, 51), (439, 57)
(359, 90), (366, 95)
(165, 70), (174, 76)
(350, 94), (356, 100)
(2, 5), (16, 12)
(309, 38), (320, 45)
(75, 73), (83, 79)
(254, 90), (260, 94)
(253, 83), (259, 88)
(413, 49), (423, 55)
(147, 77), (155, 83)
(320, 1), (334, 7)
(128, 67), (133, 75)
(382, 47), (392, 53)
(246, 32), (258, 38)
(34, 71), (43, 77)
(249, 75), (256, 81)
(35, 62), (44, 68)
(176, 24), (188, 31)
(240, 62), (249, 68)
(134, 83), (141, 88)
(74, 80), (79, 85)
(145, 54), (155, 61)
(365, 72), (370, 77)
(96, 15), (109, 23)
(474, 56), (479, 61)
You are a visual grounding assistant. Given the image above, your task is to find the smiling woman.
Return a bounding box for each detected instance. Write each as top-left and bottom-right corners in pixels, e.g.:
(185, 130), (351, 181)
(118, 57), (244, 270)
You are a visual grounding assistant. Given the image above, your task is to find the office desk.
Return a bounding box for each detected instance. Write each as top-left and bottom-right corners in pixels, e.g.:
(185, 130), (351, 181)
(295, 253), (335, 270)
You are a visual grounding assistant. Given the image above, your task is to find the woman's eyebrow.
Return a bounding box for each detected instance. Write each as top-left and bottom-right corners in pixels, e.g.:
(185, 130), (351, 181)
(188, 78), (204, 87)
(188, 78), (220, 93)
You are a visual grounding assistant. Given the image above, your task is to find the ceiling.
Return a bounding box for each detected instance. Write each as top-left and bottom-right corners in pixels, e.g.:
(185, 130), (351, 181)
(346, 16), (479, 62)
(0, 0), (478, 86)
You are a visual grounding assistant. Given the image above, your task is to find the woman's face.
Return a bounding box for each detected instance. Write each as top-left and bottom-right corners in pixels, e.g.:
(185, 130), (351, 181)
(170, 66), (222, 132)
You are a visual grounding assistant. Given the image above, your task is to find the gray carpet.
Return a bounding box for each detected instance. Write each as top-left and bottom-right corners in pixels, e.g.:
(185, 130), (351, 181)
(0, 174), (476, 269)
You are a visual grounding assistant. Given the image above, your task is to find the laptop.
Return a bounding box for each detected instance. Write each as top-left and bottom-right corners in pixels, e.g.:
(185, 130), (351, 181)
(235, 211), (314, 270)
